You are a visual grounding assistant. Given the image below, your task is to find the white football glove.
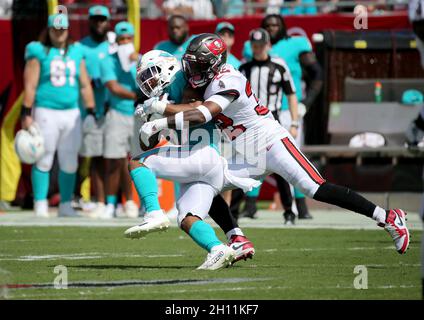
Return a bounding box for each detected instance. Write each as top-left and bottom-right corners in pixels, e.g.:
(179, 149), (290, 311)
(134, 104), (148, 122)
(139, 118), (168, 146)
(142, 93), (171, 115)
(82, 114), (97, 133)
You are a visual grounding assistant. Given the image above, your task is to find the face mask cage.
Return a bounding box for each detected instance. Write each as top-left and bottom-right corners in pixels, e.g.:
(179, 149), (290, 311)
(136, 64), (164, 98)
(182, 56), (214, 88)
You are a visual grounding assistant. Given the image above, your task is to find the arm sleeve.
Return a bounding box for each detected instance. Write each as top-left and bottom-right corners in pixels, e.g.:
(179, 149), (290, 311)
(272, 58), (296, 95)
(297, 37), (313, 55)
(205, 94), (232, 111)
(280, 64), (296, 95)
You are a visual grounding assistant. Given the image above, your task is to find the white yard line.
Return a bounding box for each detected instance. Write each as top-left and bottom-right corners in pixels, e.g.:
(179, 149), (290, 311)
(0, 210), (422, 230)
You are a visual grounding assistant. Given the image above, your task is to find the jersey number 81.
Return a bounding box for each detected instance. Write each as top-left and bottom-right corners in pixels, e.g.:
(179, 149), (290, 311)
(50, 59), (76, 87)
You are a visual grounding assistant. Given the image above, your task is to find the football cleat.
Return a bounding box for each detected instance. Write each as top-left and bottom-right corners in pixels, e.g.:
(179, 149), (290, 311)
(197, 244), (236, 270)
(98, 203), (115, 219)
(124, 210), (170, 239)
(58, 202), (80, 217)
(228, 235), (255, 264)
(379, 209), (410, 254)
(124, 200), (139, 219)
(34, 200), (49, 218)
(283, 210), (296, 225)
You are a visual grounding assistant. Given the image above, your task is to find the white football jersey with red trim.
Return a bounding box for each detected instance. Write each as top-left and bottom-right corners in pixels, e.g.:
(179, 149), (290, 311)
(204, 64), (288, 154)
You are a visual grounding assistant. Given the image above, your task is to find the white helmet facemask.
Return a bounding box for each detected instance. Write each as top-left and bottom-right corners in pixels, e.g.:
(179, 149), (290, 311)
(136, 50), (180, 98)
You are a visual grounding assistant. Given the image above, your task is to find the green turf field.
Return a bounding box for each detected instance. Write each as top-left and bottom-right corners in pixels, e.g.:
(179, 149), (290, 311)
(0, 226), (421, 300)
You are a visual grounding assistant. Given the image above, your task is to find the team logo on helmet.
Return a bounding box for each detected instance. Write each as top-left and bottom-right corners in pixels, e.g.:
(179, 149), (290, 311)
(205, 38), (226, 56)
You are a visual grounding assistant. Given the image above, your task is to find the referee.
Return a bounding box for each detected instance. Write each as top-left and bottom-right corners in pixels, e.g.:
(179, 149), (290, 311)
(234, 28), (299, 224)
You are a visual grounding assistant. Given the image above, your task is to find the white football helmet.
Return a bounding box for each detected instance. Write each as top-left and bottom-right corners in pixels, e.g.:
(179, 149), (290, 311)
(14, 123), (45, 164)
(136, 50), (180, 98)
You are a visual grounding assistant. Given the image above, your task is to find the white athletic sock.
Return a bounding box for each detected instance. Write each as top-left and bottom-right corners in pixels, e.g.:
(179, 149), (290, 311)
(226, 228), (245, 241)
(372, 206), (387, 225)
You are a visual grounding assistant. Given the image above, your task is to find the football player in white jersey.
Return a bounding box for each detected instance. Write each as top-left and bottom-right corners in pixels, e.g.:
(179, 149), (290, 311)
(139, 34), (410, 255)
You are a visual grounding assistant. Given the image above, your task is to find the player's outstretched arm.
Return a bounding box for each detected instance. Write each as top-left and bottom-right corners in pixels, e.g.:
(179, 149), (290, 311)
(167, 100), (222, 129)
(163, 100), (203, 116)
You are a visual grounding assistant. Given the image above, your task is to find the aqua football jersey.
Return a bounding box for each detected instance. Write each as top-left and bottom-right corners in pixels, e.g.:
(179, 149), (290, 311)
(79, 36), (110, 118)
(25, 41), (85, 110)
(154, 35), (196, 61)
(242, 36), (312, 110)
(164, 70), (219, 150)
(100, 52), (137, 116)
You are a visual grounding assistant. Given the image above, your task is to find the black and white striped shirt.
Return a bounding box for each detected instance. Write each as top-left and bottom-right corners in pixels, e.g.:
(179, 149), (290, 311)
(239, 56), (296, 112)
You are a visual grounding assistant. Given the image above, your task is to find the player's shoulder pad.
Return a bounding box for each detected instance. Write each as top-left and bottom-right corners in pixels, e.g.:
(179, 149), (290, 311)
(293, 35), (312, 53)
(70, 41), (84, 52)
(154, 40), (169, 50)
(206, 65), (244, 101)
(24, 41), (45, 61)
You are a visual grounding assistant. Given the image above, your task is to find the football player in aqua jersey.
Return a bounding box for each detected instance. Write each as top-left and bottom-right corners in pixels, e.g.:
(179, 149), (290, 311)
(215, 22), (241, 70)
(243, 14), (323, 222)
(99, 21), (139, 219)
(77, 5), (112, 218)
(125, 50), (258, 270)
(21, 13), (95, 218)
(154, 15), (196, 61)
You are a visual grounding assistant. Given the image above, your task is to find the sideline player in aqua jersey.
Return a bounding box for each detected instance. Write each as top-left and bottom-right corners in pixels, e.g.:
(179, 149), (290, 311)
(100, 21), (139, 219)
(78, 5), (112, 218)
(154, 15), (196, 61)
(243, 14), (323, 222)
(215, 22), (241, 69)
(21, 13), (95, 218)
(125, 50), (258, 270)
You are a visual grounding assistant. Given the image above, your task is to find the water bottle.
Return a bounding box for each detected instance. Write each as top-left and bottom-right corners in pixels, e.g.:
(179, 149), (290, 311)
(374, 81), (382, 103)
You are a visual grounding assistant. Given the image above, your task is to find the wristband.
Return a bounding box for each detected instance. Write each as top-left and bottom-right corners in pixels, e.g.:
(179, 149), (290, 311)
(21, 104), (32, 117)
(290, 121), (299, 128)
(196, 105), (212, 122)
(86, 108), (97, 119)
(153, 100), (167, 115)
(175, 111), (185, 130)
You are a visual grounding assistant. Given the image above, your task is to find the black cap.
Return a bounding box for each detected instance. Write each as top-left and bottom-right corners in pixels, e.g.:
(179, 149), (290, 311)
(249, 28), (270, 44)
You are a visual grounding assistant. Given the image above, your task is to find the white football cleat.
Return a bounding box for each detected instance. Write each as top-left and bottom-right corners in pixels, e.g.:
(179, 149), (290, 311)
(197, 244), (236, 270)
(34, 200), (49, 218)
(98, 203), (115, 219)
(58, 202), (80, 217)
(124, 200), (139, 218)
(379, 209), (410, 254)
(124, 210), (170, 238)
(83, 202), (106, 219)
